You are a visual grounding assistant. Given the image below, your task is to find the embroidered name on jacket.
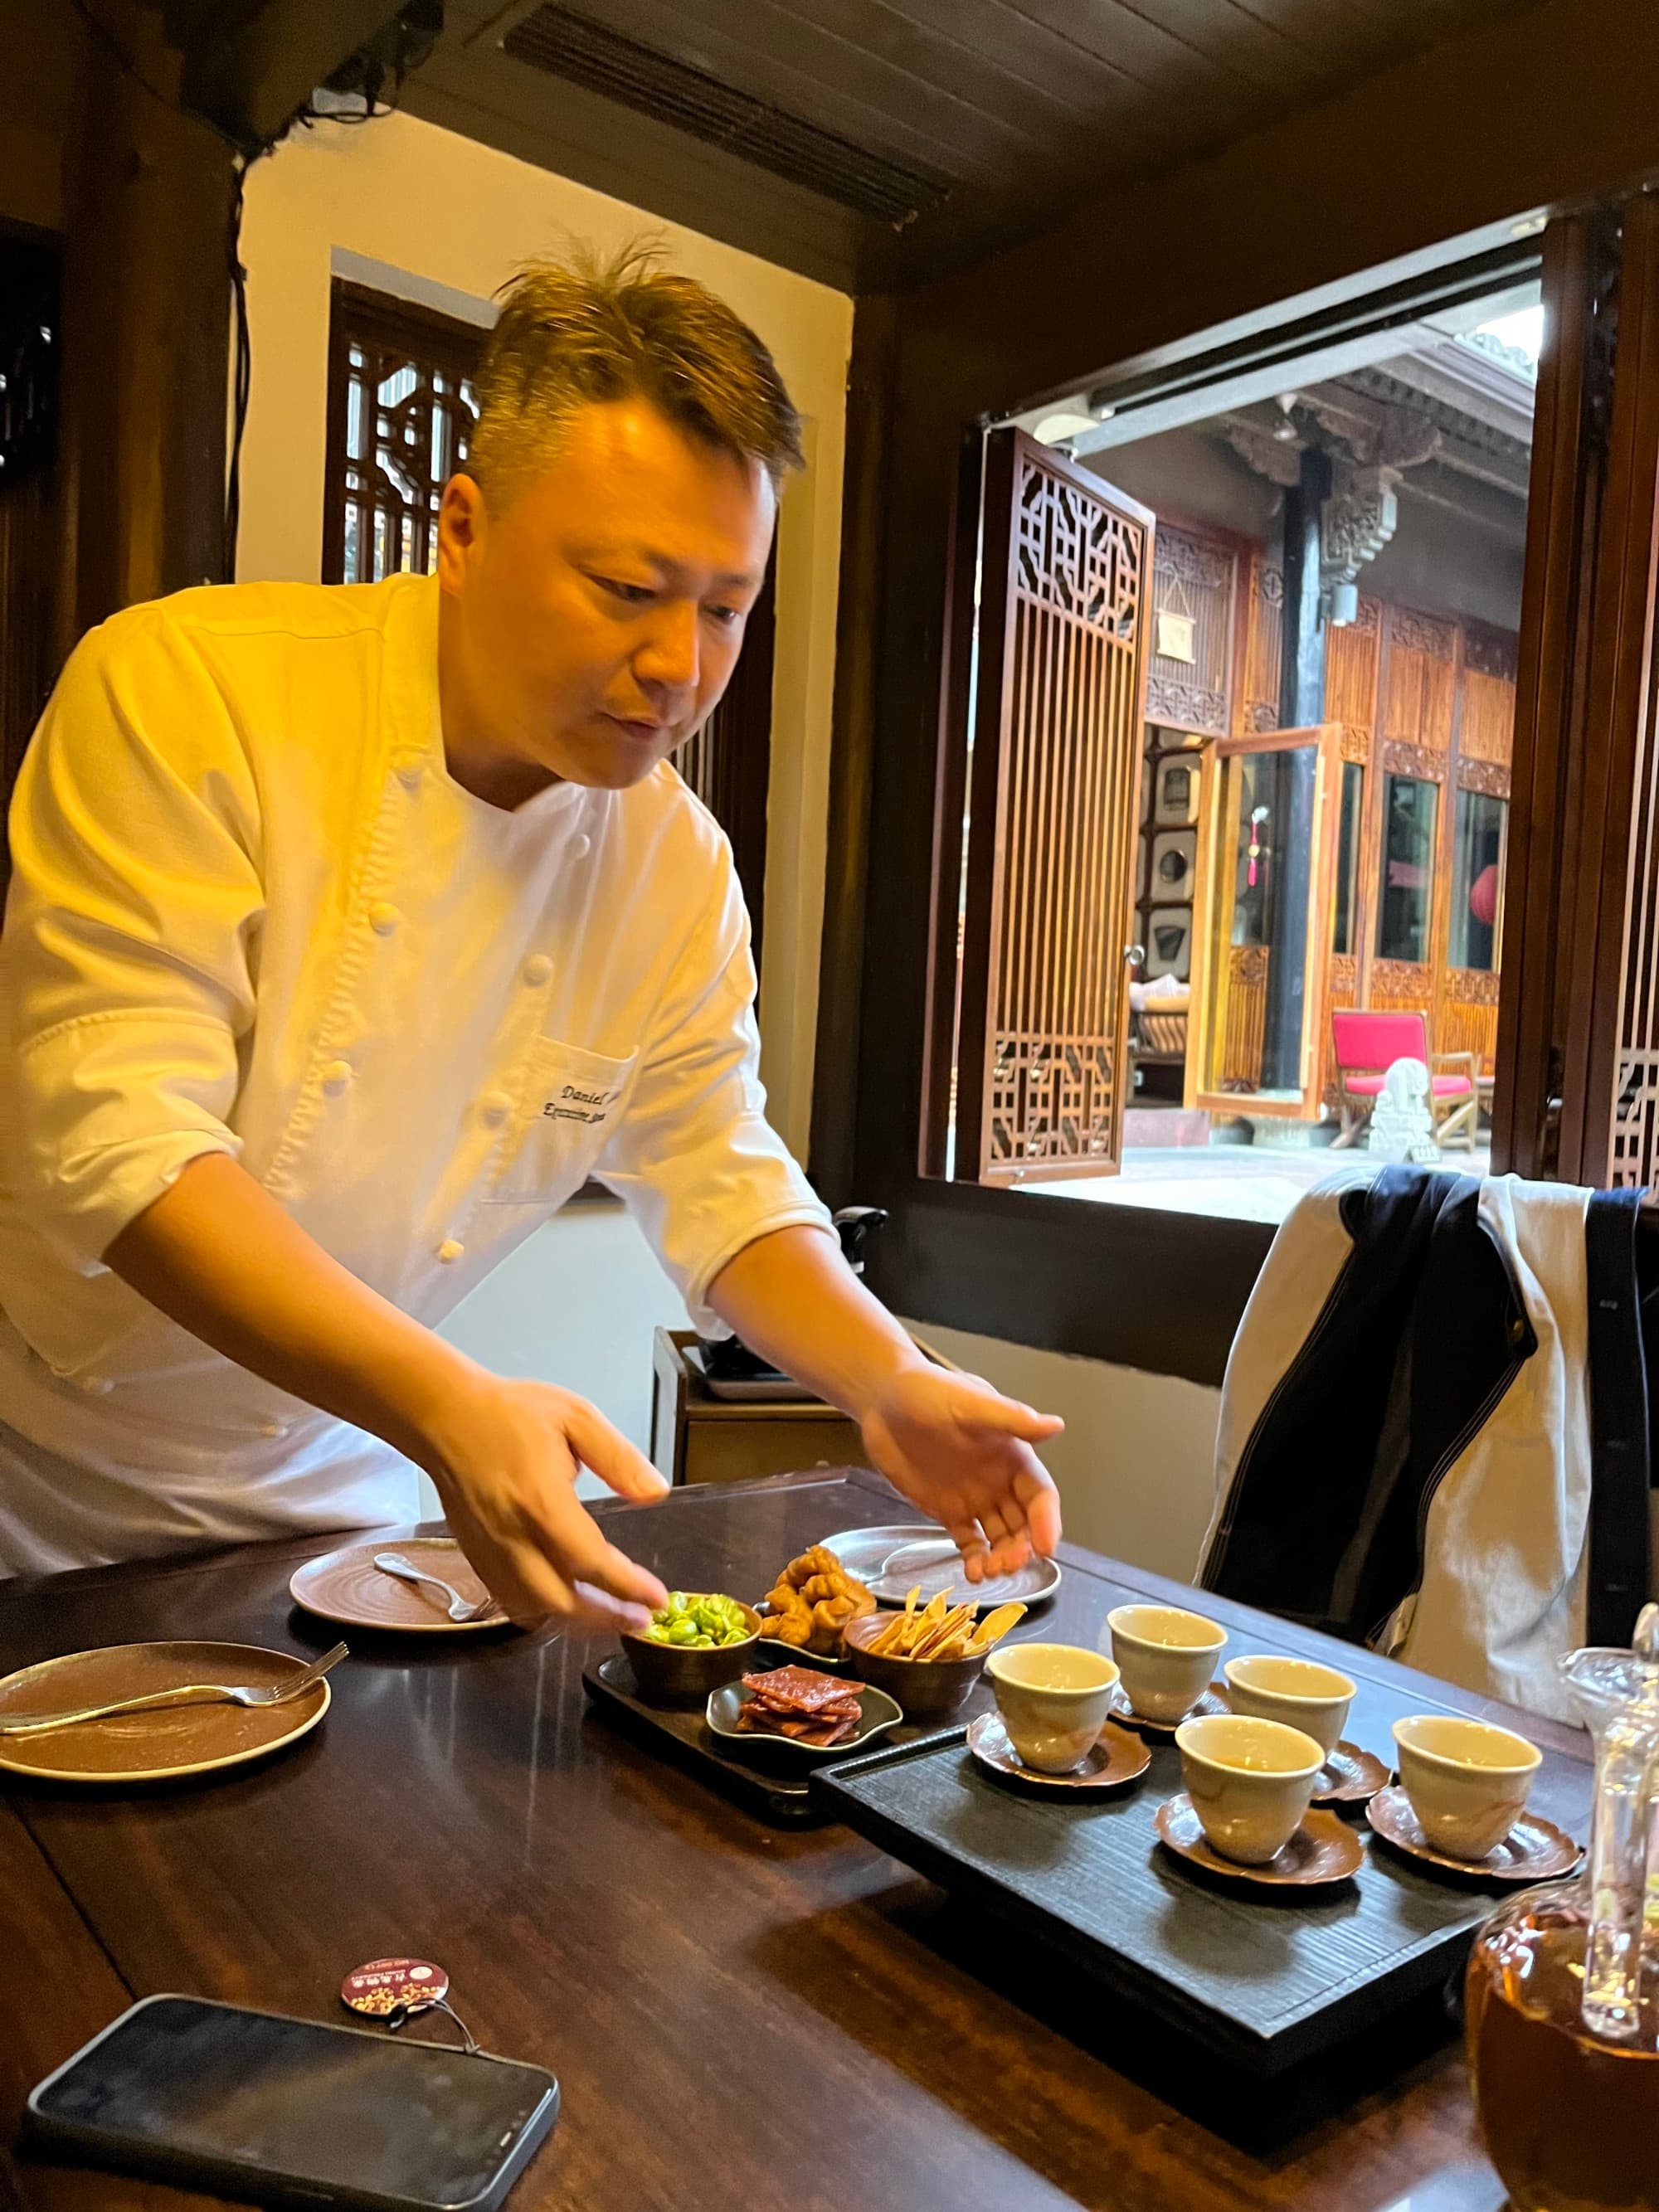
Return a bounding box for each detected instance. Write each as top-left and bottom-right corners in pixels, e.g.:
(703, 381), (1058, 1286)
(542, 1083), (622, 1124)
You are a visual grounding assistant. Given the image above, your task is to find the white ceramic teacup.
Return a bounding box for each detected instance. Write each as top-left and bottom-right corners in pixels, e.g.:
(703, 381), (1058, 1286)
(1224, 1655), (1356, 1757)
(1175, 1714), (1326, 1864)
(1107, 1604), (1228, 1724)
(1392, 1715), (1541, 1860)
(985, 1642), (1120, 1774)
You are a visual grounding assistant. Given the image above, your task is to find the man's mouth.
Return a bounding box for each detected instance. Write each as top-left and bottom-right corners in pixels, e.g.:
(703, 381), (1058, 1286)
(606, 714), (668, 743)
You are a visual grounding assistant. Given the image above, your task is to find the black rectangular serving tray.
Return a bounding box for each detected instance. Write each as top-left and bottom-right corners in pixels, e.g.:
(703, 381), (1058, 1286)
(581, 1650), (966, 1826)
(810, 1690), (1593, 2075)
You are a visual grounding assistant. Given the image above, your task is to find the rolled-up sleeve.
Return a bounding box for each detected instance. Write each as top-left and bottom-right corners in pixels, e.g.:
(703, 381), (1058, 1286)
(596, 851), (832, 1334)
(1, 610), (263, 1271)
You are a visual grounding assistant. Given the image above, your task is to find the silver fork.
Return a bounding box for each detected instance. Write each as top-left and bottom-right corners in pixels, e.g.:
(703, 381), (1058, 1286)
(0, 1642), (348, 1738)
(373, 1551), (501, 1624)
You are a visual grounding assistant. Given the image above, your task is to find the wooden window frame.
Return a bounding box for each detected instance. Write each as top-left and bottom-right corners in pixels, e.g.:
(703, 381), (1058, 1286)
(813, 221), (1632, 1390)
(321, 280), (484, 587)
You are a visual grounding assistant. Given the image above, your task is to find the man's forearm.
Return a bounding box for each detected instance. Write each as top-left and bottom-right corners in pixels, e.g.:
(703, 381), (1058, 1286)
(706, 1224), (925, 1420)
(105, 1152), (480, 1467)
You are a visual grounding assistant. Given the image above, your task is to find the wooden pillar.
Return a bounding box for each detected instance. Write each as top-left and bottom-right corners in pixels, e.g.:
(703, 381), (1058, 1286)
(1262, 444), (1330, 1090)
(54, 5), (234, 663)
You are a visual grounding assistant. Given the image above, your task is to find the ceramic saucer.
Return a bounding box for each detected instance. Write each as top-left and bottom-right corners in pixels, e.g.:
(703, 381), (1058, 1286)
(966, 1710), (1151, 1792)
(1155, 1792), (1365, 1889)
(1311, 1739), (1390, 1806)
(1111, 1683), (1228, 1738)
(1365, 1785), (1582, 1882)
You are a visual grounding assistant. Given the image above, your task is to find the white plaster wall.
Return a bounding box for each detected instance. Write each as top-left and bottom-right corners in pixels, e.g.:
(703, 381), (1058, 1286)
(901, 1319), (1223, 1585)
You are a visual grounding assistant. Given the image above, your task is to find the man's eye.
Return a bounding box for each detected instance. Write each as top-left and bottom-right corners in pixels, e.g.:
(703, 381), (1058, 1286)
(707, 605), (744, 628)
(598, 577), (654, 605)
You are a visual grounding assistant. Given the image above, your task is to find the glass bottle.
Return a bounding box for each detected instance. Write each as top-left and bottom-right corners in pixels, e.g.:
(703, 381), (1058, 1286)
(1465, 1605), (1659, 2211)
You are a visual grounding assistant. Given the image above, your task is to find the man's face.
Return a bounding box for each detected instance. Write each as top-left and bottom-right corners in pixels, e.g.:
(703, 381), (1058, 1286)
(436, 399), (776, 798)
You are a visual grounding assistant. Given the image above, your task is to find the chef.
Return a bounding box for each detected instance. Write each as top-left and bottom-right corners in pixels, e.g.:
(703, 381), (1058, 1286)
(0, 245), (1063, 1622)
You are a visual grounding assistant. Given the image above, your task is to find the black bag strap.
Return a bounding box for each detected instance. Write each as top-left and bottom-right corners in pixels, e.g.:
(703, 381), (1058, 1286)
(1584, 1188), (1656, 1646)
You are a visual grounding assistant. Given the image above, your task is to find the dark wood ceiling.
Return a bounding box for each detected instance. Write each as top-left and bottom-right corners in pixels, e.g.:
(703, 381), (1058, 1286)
(401, 0), (1542, 292)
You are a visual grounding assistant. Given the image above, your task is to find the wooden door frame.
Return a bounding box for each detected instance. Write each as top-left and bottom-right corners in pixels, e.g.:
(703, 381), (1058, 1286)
(1188, 722), (1343, 1121)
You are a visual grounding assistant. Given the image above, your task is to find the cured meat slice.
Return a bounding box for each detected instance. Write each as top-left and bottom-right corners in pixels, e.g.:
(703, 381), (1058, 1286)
(739, 1666), (858, 1715)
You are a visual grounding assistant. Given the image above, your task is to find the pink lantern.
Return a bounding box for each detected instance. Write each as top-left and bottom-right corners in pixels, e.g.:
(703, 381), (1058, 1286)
(1469, 863), (1500, 928)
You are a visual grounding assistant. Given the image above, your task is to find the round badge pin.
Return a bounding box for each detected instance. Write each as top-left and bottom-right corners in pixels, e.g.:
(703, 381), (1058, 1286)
(341, 1957), (450, 2020)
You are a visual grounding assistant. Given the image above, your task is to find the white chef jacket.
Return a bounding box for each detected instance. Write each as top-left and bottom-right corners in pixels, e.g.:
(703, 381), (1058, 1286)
(0, 571), (831, 1574)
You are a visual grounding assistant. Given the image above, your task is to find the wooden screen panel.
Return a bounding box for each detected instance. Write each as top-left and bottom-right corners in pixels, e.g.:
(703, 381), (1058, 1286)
(1369, 957), (1435, 1017)
(1379, 606), (1457, 755)
(1321, 951), (1362, 1106)
(1441, 970), (1501, 1067)
(1459, 623), (1519, 766)
(1238, 554), (1283, 733)
(323, 281), (481, 586)
(674, 558), (776, 965)
(1219, 946), (1271, 1087)
(956, 430), (1154, 1184)
(1325, 595), (1382, 750)
(1145, 522), (1238, 737)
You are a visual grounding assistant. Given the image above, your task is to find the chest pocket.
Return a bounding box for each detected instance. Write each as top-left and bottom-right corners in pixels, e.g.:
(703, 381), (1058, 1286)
(484, 1038), (639, 1206)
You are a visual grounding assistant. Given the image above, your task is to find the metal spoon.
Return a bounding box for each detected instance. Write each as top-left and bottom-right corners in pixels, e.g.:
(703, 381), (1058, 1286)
(373, 1551), (501, 1624)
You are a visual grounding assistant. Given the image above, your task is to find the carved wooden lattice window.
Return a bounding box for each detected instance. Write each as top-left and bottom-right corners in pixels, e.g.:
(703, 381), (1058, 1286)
(954, 430), (1155, 1183)
(323, 281), (482, 586)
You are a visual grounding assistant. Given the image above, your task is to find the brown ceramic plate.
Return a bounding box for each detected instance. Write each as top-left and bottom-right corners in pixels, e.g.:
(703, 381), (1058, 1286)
(1311, 1739), (1390, 1806)
(1155, 1793), (1365, 1889)
(1111, 1682), (1228, 1738)
(289, 1538), (506, 1633)
(967, 1710), (1151, 1792)
(0, 1641), (330, 1785)
(1365, 1784), (1582, 1882)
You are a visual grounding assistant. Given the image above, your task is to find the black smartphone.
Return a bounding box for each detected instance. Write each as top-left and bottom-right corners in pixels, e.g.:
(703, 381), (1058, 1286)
(26, 1994), (559, 2211)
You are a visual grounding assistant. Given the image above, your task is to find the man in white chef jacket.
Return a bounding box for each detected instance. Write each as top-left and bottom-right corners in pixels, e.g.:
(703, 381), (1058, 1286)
(0, 246), (1063, 1622)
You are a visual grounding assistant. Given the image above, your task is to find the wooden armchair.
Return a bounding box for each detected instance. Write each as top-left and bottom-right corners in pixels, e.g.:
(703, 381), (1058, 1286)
(1331, 1010), (1481, 1152)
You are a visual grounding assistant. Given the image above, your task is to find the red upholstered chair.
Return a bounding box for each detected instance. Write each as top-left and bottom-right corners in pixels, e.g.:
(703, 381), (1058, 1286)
(1331, 1009), (1481, 1151)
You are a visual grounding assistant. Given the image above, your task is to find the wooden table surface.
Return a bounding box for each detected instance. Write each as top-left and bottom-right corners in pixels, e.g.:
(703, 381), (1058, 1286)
(0, 1470), (1586, 2212)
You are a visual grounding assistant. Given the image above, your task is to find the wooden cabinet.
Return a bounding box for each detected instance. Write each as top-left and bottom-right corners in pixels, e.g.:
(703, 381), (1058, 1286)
(649, 1330), (865, 1487)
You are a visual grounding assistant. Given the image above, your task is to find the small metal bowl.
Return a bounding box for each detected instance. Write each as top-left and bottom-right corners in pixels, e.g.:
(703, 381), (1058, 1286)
(619, 1598), (762, 1706)
(841, 1611), (987, 1719)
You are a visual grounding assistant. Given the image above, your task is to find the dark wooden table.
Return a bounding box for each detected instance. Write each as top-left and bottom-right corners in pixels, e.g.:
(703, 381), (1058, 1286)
(0, 1470), (1586, 2212)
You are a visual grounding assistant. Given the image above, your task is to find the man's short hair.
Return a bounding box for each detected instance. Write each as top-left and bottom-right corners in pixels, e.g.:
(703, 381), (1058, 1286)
(469, 240), (805, 503)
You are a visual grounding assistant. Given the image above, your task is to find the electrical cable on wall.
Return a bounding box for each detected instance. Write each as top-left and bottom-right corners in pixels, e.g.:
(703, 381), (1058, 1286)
(63, 1), (443, 580)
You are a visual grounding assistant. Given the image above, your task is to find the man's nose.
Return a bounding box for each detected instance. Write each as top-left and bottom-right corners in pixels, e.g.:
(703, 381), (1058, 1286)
(635, 603), (699, 694)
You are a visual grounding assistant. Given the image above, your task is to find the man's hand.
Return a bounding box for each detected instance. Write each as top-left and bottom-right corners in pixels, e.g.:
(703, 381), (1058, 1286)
(108, 1156), (674, 1631)
(710, 1227), (1066, 1578)
(859, 1364), (1063, 1582)
(417, 1375), (671, 1629)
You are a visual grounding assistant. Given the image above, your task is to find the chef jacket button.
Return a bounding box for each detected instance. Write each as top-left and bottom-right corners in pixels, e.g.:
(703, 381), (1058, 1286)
(437, 1238), (465, 1264)
(79, 1374), (112, 1395)
(322, 1058), (353, 1095)
(523, 954), (553, 988)
(480, 1092), (511, 1127)
(369, 902), (401, 936)
(569, 832), (591, 860)
(259, 1417), (286, 1439)
(393, 751), (425, 787)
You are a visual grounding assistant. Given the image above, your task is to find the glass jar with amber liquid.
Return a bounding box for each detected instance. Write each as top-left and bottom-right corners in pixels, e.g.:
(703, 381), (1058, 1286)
(1466, 1614), (1659, 2211)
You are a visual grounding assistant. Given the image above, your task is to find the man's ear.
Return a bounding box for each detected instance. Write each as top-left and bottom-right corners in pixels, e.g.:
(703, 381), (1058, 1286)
(435, 474), (488, 592)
